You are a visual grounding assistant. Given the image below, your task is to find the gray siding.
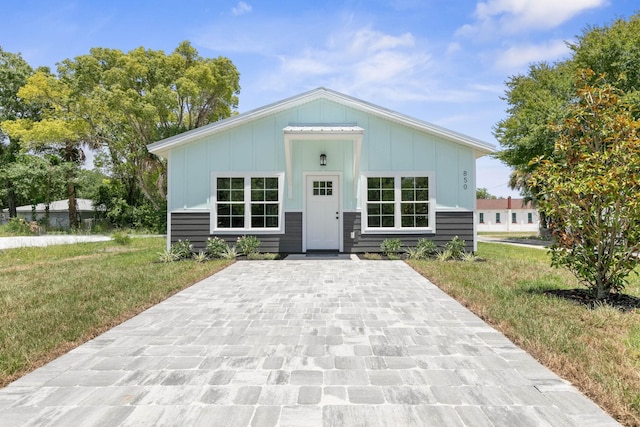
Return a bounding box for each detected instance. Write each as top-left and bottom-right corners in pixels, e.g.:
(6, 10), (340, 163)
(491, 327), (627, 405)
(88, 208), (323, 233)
(343, 211), (474, 253)
(171, 210), (473, 253)
(171, 211), (302, 253)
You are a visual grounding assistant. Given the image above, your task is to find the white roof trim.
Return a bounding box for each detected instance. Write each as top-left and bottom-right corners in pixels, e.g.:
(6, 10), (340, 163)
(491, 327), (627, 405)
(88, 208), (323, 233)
(283, 125), (363, 198)
(147, 87), (495, 158)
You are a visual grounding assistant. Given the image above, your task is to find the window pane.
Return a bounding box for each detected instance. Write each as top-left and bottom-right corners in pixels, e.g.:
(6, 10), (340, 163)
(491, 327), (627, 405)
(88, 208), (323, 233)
(217, 177), (230, 188)
(368, 215), (380, 227)
(231, 178), (244, 189)
(382, 203), (394, 215)
(368, 189), (380, 201)
(382, 216), (394, 227)
(251, 190), (263, 201)
(401, 203), (415, 215)
(401, 216), (413, 227)
(382, 189), (395, 202)
(266, 216), (278, 228)
(401, 177), (414, 189)
(367, 203), (380, 215)
(266, 204), (278, 216)
(416, 190), (429, 201)
(381, 177), (394, 189)
(251, 204), (264, 215)
(232, 217), (244, 228)
(232, 204), (244, 216)
(231, 189), (244, 202)
(251, 216), (264, 228)
(265, 190), (278, 201)
(415, 215), (428, 227)
(217, 190), (230, 201)
(368, 177), (380, 189)
(401, 189), (413, 201)
(415, 177), (428, 188)
(218, 217), (230, 228)
(415, 203), (428, 214)
(217, 204), (230, 215)
(251, 177), (264, 189)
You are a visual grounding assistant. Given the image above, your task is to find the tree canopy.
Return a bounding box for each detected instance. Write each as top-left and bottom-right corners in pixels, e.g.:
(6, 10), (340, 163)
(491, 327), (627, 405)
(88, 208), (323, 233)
(494, 13), (640, 200)
(0, 41), (240, 231)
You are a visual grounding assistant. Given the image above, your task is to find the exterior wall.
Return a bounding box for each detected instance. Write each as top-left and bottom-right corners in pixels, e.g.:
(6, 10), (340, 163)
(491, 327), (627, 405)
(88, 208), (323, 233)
(171, 211), (302, 253)
(477, 208), (539, 232)
(168, 98), (476, 214)
(170, 210), (474, 254)
(344, 211), (474, 253)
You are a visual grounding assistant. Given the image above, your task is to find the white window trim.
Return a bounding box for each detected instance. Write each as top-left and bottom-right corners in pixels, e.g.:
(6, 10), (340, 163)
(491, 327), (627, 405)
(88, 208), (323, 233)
(210, 172), (285, 234)
(361, 172), (436, 234)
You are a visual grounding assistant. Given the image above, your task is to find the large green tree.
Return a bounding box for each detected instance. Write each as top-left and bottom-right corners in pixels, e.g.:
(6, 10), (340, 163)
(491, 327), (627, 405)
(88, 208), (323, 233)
(495, 13), (640, 199)
(0, 47), (37, 217)
(59, 41), (240, 210)
(529, 72), (640, 299)
(2, 70), (95, 228)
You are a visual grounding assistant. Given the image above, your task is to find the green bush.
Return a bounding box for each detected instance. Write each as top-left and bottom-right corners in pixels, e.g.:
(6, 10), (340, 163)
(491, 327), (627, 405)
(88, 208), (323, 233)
(416, 238), (437, 256)
(2, 218), (36, 236)
(171, 239), (193, 261)
(112, 231), (132, 245)
(206, 237), (229, 258)
(237, 235), (261, 256)
(381, 238), (402, 257)
(445, 236), (466, 260)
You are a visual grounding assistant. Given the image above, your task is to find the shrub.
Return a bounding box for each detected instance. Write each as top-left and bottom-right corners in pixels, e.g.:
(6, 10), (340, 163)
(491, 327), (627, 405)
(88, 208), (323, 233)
(3, 218), (35, 236)
(416, 238), (437, 256)
(436, 249), (454, 261)
(193, 251), (208, 263)
(158, 249), (177, 263)
(237, 235), (261, 256)
(404, 246), (425, 260)
(206, 237), (229, 259)
(445, 236), (466, 260)
(112, 231), (132, 245)
(221, 245), (238, 259)
(171, 239), (193, 261)
(380, 238), (402, 257)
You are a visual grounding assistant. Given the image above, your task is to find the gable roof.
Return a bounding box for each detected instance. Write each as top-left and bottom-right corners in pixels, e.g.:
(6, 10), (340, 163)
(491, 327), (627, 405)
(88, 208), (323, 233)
(477, 198), (533, 210)
(147, 87), (495, 158)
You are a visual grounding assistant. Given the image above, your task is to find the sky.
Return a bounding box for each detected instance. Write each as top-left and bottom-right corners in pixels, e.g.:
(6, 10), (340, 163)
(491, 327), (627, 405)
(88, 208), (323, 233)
(2, 0), (638, 198)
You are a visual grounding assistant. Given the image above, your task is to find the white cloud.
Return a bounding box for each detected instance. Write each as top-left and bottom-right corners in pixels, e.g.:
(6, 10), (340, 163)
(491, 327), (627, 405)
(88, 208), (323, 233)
(458, 0), (608, 36)
(232, 1), (252, 16)
(495, 39), (570, 69)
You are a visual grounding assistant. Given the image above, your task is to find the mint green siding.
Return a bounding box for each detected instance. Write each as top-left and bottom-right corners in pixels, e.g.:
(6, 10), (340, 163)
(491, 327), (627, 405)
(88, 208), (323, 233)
(168, 98), (476, 212)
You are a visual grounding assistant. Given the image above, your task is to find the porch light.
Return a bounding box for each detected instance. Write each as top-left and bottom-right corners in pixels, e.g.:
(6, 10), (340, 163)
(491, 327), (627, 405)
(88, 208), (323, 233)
(320, 153), (327, 166)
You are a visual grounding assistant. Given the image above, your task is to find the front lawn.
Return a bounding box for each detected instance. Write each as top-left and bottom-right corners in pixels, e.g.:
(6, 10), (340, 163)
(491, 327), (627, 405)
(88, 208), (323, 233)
(408, 242), (640, 426)
(0, 237), (231, 387)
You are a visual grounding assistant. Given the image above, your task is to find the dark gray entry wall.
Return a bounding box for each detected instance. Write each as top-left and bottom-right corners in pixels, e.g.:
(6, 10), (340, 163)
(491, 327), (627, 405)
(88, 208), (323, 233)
(170, 210), (474, 253)
(342, 211), (474, 253)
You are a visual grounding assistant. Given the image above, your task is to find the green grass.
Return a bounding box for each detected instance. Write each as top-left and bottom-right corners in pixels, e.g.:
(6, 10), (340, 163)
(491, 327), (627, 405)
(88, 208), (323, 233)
(408, 242), (640, 426)
(0, 237), (231, 387)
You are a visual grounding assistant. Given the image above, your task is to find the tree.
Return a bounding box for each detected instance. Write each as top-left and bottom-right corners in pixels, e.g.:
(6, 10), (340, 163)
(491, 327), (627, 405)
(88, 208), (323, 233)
(528, 71), (640, 299)
(495, 13), (640, 198)
(2, 70), (94, 228)
(58, 41), (240, 210)
(0, 47), (37, 217)
(476, 187), (497, 199)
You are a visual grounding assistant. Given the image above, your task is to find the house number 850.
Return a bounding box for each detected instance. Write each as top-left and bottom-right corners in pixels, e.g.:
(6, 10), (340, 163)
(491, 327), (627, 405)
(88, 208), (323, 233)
(463, 170), (468, 190)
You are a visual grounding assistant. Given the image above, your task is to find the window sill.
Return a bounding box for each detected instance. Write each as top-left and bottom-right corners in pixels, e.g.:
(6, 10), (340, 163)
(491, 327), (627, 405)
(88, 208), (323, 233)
(362, 228), (435, 235)
(211, 229), (284, 235)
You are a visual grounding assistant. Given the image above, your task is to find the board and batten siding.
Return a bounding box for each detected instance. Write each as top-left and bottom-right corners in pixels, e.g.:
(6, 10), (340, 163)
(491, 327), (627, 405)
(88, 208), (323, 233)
(171, 210), (473, 253)
(343, 211), (474, 253)
(171, 212), (302, 253)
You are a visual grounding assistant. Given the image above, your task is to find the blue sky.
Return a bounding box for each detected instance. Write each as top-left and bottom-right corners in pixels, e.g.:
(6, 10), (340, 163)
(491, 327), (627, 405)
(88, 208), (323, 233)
(2, 0), (638, 197)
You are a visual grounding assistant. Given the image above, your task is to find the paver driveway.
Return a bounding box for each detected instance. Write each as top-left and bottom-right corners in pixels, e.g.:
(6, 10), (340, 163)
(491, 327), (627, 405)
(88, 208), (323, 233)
(0, 260), (620, 426)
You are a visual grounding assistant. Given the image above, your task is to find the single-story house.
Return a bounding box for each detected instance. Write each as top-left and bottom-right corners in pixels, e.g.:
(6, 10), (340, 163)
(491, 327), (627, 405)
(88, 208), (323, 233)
(147, 88), (495, 253)
(11, 199), (95, 229)
(477, 197), (539, 233)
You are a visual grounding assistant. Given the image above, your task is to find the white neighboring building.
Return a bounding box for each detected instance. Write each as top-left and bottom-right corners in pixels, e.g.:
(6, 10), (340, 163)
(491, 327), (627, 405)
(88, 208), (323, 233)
(477, 197), (539, 232)
(13, 199), (95, 229)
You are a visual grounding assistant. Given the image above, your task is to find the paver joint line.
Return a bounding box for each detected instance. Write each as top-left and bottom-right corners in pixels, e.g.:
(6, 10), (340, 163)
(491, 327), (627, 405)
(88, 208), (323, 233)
(0, 260), (620, 426)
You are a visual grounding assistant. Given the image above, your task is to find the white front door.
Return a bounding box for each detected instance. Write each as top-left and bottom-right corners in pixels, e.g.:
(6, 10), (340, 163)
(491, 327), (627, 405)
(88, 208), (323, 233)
(306, 175), (340, 250)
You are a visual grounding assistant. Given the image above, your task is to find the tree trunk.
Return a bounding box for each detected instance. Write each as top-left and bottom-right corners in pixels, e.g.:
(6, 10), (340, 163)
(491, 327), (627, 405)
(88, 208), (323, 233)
(7, 181), (17, 218)
(68, 181), (78, 229)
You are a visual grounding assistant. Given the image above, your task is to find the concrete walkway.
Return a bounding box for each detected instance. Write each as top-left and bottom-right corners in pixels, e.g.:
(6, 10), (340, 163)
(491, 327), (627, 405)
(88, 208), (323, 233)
(0, 261), (619, 426)
(0, 235), (111, 250)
